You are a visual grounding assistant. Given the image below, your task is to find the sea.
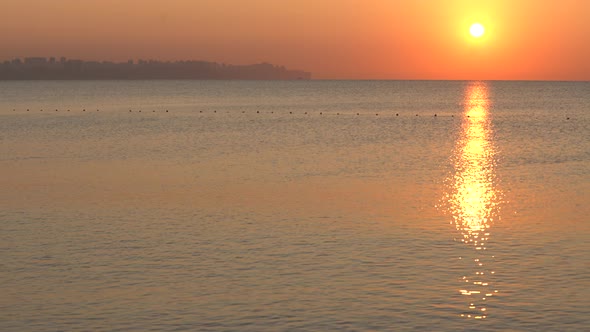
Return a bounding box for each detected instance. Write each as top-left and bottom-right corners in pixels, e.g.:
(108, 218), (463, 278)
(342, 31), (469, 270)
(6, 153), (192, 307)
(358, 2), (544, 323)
(0, 80), (589, 331)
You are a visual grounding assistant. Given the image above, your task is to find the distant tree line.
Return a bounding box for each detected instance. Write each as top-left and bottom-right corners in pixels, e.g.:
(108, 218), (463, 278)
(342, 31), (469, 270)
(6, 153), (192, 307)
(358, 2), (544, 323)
(0, 57), (312, 80)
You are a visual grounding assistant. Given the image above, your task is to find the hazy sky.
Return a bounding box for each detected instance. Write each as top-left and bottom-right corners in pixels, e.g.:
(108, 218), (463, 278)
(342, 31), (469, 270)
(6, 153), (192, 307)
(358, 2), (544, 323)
(1, 0), (589, 80)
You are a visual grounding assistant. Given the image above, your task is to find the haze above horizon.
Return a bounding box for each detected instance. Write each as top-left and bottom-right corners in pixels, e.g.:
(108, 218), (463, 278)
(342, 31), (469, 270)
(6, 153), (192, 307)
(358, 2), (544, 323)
(1, 0), (589, 80)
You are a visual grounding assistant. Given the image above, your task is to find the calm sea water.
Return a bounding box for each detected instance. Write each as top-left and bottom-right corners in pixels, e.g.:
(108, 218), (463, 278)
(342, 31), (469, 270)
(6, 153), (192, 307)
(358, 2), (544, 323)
(1, 80), (589, 331)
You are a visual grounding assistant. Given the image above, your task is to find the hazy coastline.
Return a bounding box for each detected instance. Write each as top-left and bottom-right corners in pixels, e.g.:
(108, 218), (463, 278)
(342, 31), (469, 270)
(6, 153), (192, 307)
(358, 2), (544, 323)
(0, 57), (312, 80)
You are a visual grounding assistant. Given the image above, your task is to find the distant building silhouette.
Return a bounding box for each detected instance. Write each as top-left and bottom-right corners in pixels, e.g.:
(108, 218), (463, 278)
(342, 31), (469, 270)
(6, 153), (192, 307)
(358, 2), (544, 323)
(24, 57), (47, 65)
(0, 57), (312, 80)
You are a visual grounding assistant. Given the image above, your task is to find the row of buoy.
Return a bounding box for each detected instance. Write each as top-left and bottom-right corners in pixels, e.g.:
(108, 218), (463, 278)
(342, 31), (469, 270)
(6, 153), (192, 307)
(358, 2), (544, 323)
(196, 111), (451, 117)
(11, 108), (169, 113)
(11, 108), (445, 117)
(10, 108), (574, 119)
(199, 110), (445, 117)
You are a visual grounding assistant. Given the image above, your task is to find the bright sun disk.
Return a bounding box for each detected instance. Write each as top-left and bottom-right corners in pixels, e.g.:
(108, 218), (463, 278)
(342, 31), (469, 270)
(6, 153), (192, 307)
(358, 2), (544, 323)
(470, 23), (485, 38)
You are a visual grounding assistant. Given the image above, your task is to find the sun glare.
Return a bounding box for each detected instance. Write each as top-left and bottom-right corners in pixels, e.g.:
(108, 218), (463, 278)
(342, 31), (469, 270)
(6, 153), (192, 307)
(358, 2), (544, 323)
(469, 23), (485, 38)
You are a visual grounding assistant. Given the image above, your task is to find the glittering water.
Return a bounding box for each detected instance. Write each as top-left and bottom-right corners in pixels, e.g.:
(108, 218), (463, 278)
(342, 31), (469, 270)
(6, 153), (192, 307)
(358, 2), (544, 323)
(1, 80), (589, 331)
(441, 82), (501, 320)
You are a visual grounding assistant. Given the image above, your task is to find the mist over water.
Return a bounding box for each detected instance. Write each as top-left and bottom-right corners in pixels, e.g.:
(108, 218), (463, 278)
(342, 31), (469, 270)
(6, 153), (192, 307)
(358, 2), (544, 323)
(1, 81), (589, 331)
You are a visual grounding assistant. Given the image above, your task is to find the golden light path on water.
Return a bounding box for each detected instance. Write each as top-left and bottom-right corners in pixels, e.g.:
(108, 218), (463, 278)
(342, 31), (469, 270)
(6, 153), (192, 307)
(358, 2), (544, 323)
(447, 82), (502, 319)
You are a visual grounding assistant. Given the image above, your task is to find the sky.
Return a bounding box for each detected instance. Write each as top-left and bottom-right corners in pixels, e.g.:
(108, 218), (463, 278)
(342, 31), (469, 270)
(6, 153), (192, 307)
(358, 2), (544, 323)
(1, 0), (589, 80)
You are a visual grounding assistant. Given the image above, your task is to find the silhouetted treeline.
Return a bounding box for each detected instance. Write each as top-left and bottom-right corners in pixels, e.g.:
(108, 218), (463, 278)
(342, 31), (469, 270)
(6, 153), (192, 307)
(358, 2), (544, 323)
(0, 57), (312, 80)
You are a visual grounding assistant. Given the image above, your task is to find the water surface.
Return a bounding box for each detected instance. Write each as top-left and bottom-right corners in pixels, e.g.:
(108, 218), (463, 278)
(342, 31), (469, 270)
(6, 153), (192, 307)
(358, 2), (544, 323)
(1, 80), (589, 331)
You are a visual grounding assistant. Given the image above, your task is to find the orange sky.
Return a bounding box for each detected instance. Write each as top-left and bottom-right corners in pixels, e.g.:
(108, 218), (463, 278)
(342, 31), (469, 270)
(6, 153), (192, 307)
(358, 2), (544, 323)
(1, 0), (589, 80)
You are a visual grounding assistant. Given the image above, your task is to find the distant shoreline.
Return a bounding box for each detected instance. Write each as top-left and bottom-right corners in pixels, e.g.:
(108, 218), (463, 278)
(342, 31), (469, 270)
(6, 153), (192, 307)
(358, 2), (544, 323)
(0, 57), (312, 80)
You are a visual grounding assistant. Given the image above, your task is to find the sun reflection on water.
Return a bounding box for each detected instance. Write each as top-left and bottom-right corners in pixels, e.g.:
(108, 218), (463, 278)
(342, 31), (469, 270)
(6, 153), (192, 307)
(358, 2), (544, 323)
(446, 82), (502, 319)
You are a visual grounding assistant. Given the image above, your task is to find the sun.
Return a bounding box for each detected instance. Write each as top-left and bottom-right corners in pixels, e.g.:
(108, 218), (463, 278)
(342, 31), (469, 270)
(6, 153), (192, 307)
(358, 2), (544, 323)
(469, 23), (485, 38)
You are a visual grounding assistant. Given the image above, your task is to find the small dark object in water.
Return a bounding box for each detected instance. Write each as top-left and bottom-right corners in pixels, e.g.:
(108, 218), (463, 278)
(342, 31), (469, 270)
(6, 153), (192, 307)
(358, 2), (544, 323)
(434, 114), (437, 117)
(166, 110), (169, 112)
(396, 113), (399, 116)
